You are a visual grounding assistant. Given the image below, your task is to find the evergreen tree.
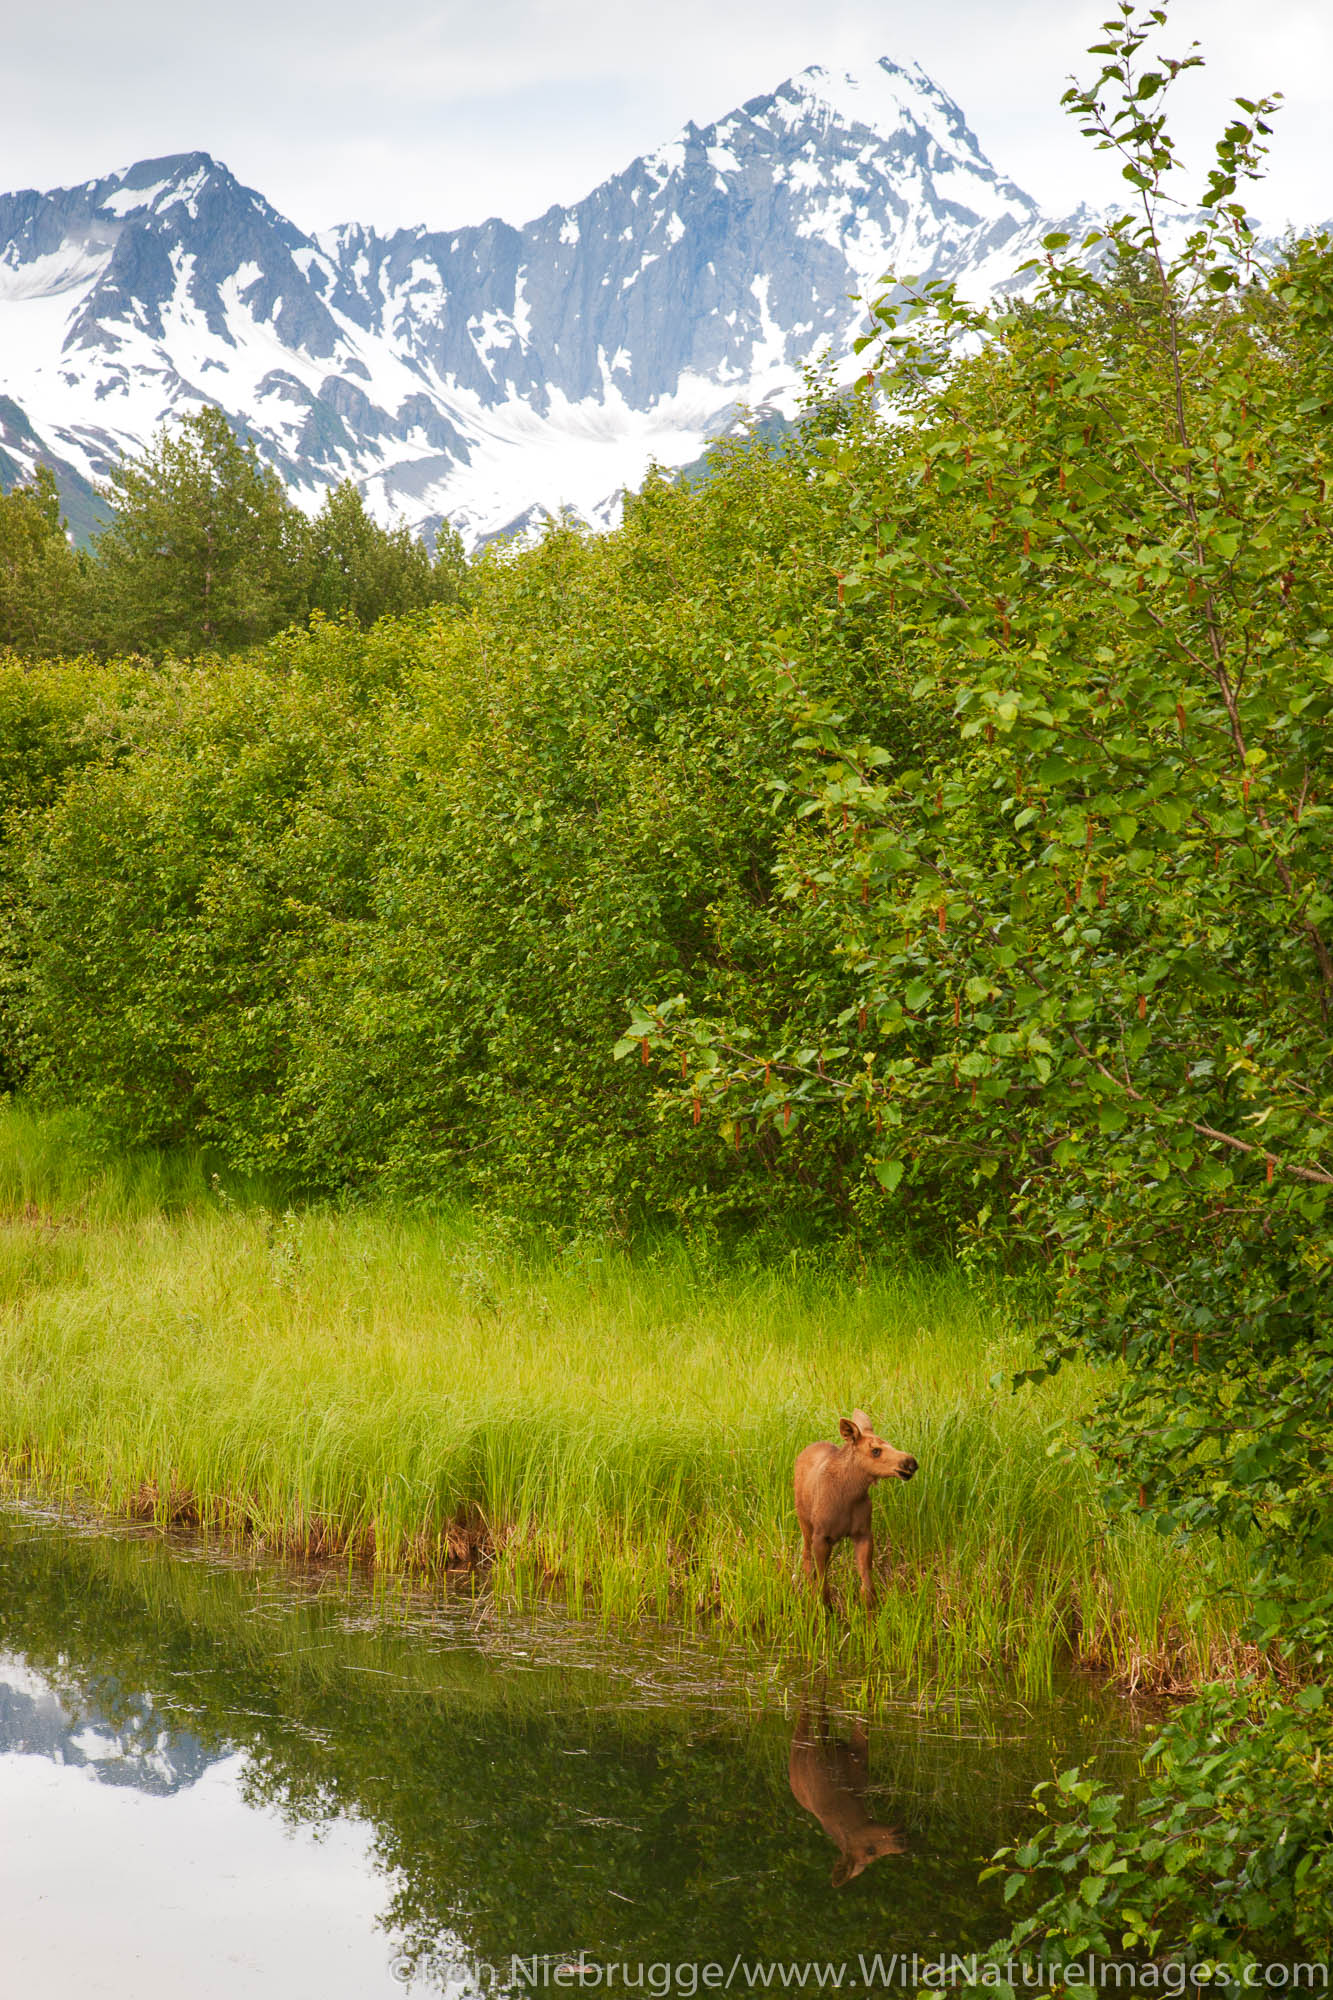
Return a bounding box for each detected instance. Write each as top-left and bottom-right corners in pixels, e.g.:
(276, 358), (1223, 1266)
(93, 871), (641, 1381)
(0, 467), (86, 656)
(427, 516), (469, 610)
(90, 406), (305, 656)
(303, 479), (466, 625)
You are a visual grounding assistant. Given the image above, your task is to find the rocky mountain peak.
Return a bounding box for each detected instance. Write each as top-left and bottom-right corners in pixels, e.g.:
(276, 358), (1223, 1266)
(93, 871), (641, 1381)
(0, 56), (1091, 545)
(778, 56), (978, 144)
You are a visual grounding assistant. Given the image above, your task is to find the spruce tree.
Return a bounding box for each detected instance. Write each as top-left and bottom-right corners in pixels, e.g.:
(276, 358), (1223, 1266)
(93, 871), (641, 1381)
(304, 478), (467, 625)
(91, 406), (304, 656)
(0, 467), (86, 657)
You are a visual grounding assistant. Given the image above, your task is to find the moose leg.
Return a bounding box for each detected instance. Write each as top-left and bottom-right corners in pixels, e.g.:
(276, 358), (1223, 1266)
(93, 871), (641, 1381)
(853, 1531), (876, 1611)
(812, 1534), (836, 1611)
(799, 1517), (815, 1584)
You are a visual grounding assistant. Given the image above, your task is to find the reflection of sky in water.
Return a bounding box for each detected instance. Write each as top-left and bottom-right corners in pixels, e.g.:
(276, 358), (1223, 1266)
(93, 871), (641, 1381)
(0, 1649), (216, 1792)
(0, 1654), (456, 2000)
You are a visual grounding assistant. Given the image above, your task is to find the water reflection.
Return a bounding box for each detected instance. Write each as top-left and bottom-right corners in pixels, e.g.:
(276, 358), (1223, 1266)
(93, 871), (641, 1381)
(0, 1662), (436, 1999)
(0, 1648), (217, 1793)
(789, 1698), (908, 1886)
(0, 1502), (1147, 1997)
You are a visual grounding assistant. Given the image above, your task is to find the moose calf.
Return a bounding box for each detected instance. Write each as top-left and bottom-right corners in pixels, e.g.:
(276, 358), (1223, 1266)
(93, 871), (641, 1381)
(794, 1409), (917, 1611)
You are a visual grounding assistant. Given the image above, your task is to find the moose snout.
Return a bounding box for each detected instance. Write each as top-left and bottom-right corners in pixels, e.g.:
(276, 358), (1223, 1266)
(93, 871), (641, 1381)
(898, 1455), (918, 1480)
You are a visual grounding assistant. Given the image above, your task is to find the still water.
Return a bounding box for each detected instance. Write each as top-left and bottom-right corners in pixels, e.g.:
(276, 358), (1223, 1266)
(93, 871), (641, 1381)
(0, 1502), (1145, 2000)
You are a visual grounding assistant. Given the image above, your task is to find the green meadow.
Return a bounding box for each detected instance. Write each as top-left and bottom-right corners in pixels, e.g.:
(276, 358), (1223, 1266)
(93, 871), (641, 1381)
(0, 1105), (1245, 1698)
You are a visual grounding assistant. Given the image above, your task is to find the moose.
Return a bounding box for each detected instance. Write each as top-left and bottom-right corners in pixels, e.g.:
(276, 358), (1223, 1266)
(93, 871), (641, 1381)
(793, 1408), (917, 1611)
(788, 1697), (907, 1885)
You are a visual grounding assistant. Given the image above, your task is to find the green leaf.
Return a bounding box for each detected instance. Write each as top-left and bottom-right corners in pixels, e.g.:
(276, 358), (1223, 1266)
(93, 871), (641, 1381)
(1151, 799), (1189, 834)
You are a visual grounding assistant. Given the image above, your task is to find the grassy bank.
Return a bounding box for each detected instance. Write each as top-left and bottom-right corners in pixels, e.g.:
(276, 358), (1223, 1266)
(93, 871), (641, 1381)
(0, 1107), (1247, 1696)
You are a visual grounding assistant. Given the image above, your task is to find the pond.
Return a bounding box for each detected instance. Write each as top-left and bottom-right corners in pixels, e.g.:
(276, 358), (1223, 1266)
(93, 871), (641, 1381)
(0, 1500), (1146, 1999)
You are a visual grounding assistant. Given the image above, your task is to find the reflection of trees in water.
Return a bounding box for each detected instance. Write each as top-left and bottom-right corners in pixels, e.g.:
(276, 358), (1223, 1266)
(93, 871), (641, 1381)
(0, 1514), (1141, 1988)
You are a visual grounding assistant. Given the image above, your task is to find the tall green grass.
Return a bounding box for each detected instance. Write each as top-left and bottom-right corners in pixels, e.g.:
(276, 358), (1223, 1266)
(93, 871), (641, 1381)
(0, 1104), (1246, 1695)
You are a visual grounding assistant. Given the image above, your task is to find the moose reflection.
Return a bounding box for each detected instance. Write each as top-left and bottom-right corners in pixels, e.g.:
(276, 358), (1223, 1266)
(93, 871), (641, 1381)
(789, 1698), (907, 1886)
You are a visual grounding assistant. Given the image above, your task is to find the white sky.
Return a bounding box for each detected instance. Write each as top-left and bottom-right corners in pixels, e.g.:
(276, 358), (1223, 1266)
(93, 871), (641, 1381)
(0, 0), (1327, 236)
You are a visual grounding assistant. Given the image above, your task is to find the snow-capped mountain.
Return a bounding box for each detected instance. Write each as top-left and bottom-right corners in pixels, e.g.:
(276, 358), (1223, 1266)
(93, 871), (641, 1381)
(0, 59), (1081, 545)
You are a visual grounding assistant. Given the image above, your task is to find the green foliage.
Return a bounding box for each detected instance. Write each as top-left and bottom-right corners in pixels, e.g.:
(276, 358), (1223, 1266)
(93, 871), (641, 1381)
(987, 1683), (1332, 1965)
(0, 653), (156, 1092)
(0, 653), (138, 819)
(2, 431), (904, 1229)
(300, 477), (466, 623)
(1, 407), (471, 660)
(0, 466), (88, 655)
(278, 482), (841, 1222)
(8, 625), (391, 1148)
(92, 405), (306, 654)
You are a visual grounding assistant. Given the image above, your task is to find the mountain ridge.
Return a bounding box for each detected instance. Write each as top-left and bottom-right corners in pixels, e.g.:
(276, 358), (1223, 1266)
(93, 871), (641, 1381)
(0, 59), (1101, 545)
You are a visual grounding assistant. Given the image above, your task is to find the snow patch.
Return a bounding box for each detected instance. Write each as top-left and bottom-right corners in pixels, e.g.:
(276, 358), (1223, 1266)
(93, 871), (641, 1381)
(785, 57), (972, 158)
(643, 140), (686, 185)
(101, 178), (171, 217)
(0, 242), (111, 302)
(163, 166), (212, 220)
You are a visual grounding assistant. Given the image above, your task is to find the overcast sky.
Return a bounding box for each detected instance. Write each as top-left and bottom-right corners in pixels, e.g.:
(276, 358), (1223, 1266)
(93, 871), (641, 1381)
(2, 0), (1327, 236)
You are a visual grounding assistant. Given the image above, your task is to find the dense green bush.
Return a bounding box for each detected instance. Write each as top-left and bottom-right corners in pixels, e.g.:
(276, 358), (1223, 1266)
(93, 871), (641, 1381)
(3, 422), (939, 1231)
(10, 646), (383, 1149)
(0, 653), (159, 1091)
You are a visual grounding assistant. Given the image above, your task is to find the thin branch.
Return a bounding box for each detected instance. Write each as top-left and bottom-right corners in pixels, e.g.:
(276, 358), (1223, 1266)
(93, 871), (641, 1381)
(1063, 1021), (1333, 1185)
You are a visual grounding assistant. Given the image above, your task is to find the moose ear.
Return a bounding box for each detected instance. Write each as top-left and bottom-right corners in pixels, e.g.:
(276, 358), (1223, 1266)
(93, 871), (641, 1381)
(851, 1408), (873, 1433)
(838, 1416), (860, 1443)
